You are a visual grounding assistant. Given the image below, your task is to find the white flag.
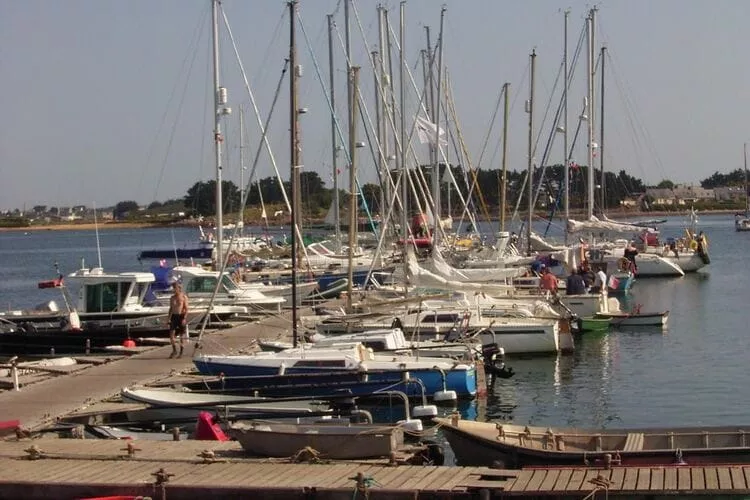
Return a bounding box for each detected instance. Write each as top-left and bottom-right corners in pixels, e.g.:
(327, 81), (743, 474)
(415, 115), (448, 147)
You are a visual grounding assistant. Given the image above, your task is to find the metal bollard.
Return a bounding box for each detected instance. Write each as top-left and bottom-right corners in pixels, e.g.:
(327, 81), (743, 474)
(50, 347), (55, 356)
(85, 339), (91, 355)
(11, 357), (19, 391)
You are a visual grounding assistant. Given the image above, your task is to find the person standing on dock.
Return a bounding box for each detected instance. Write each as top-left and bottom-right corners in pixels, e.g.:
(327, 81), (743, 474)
(168, 282), (189, 358)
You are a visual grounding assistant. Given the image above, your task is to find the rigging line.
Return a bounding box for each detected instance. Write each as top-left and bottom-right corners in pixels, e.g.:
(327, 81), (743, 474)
(252, 6), (287, 90)
(383, 11), (480, 235)
(220, 10), (292, 214)
(607, 48), (667, 180)
(475, 86), (506, 171)
(298, 8), (378, 235)
(143, 5), (209, 203)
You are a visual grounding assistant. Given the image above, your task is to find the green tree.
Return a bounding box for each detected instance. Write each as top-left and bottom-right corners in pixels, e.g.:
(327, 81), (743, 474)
(656, 179), (675, 189)
(113, 200), (139, 219)
(184, 180), (241, 217)
(32, 205), (47, 214)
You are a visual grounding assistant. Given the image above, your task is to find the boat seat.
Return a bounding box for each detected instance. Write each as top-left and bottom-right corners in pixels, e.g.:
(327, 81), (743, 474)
(623, 432), (644, 452)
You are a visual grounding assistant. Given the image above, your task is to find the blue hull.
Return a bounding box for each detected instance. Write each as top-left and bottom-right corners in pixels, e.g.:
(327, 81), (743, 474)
(193, 359), (477, 398)
(139, 248), (213, 260)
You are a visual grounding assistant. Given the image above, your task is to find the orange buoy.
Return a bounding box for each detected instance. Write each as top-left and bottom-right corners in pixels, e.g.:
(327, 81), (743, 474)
(122, 339), (136, 348)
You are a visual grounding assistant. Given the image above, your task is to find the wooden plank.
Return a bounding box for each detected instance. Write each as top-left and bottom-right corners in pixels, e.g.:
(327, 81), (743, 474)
(523, 469), (547, 492)
(371, 465), (407, 488)
(677, 466), (691, 490)
(406, 466), (445, 490)
(565, 469), (587, 491)
(622, 432), (644, 451)
(320, 464), (366, 489)
(703, 466), (718, 491)
(436, 467), (479, 491)
(506, 469), (533, 492)
(579, 469), (601, 491)
(635, 467), (651, 490)
(552, 468), (573, 491)
(608, 467), (625, 490)
(383, 465), (423, 490)
(691, 466), (705, 490)
(663, 467), (678, 490)
(743, 466), (750, 490)
(622, 467), (639, 491)
(538, 469), (560, 491)
(717, 466), (733, 490)
(650, 467), (664, 491)
(730, 466), (746, 490)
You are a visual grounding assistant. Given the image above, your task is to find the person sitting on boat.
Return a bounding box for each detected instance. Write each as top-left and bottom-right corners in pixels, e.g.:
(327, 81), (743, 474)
(539, 267), (558, 295)
(168, 282), (189, 359)
(565, 267), (587, 295)
(579, 261), (596, 290)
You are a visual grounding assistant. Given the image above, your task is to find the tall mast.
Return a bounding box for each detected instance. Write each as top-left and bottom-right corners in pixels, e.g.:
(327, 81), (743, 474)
(239, 107), (245, 231)
(288, 0), (299, 347)
(586, 9), (595, 220)
(327, 14), (341, 250)
(745, 143), (749, 214)
(377, 7), (391, 220)
(211, 0), (224, 264)
(432, 7), (446, 246)
(563, 9), (570, 244)
(526, 49), (536, 256)
(346, 66), (360, 311)
(500, 82), (509, 232)
(599, 45), (606, 214)
(399, 1), (408, 294)
(373, 50), (384, 221)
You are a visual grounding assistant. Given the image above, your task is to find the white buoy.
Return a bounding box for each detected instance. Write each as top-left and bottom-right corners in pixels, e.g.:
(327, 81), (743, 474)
(433, 390), (458, 403)
(412, 404), (438, 419)
(398, 419), (423, 433)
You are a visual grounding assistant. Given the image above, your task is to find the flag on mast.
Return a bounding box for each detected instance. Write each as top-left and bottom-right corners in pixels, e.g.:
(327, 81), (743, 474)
(415, 115), (448, 147)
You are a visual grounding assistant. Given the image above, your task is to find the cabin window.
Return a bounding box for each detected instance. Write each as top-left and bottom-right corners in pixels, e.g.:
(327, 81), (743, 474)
(422, 314), (460, 324)
(119, 282), (131, 305)
(293, 359), (346, 368)
(85, 282), (120, 313)
(186, 277), (218, 294)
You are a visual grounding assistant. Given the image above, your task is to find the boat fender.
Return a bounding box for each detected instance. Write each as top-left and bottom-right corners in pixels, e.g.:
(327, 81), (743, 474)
(390, 318), (403, 330)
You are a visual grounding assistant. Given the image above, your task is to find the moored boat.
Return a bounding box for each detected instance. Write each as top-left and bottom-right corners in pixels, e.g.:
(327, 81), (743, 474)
(436, 416), (750, 468)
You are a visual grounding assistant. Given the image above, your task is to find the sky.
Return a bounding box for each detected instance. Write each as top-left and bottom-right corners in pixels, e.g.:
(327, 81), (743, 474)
(2, 0), (750, 211)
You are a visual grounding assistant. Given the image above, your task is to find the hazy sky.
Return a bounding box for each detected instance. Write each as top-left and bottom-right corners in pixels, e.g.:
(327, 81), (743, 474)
(2, 0), (750, 211)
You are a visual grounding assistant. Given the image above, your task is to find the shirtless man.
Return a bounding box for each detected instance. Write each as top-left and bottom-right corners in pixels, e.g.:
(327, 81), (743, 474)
(168, 282), (189, 358)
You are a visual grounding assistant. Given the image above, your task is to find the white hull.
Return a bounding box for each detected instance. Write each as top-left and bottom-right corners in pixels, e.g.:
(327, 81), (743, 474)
(603, 253), (684, 277)
(595, 311), (668, 327)
(661, 253), (707, 273)
(478, 320), (560, 355)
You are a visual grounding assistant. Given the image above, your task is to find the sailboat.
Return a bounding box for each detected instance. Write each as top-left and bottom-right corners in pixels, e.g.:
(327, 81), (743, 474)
(736, 143), (750, 231)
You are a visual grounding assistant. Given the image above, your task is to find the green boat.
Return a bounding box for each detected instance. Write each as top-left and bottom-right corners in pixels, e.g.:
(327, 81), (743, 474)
(577, 316), (612, 333)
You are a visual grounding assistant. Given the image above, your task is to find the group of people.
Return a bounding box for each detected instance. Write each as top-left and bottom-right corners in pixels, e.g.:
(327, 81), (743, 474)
(539, 261), (607, 296)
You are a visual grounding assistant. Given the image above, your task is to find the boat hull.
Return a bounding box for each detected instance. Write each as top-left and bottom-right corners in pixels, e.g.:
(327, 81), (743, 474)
(595, 311), (668, 327)
(192, 358), (477, 398)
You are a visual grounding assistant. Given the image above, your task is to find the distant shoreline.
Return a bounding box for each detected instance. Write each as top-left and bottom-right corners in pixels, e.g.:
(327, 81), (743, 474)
(0, 209), (739, 233)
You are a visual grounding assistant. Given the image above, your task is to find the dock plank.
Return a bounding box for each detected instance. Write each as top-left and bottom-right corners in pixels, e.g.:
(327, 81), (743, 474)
(578, 469), (601, 491)
(635, 467), (651, 490)
(552, 468), (573, 491)
(744, 466), (750, 490)
(319, 464), (366, 489)
(703, 466), (718, 490)
(538, 469), (560, 491)
(403, 465), (444, 490)
(382, 465), (422, 490)
(435, 466), (478, 491)
(651, 467), (664, 491)
(506, 469), (533, 492)
(677, 466), (691, 490)
(622, 467), (639, 491)
(608, 467), (625, 490)
(730, 466), (746, 490)
(717, 466), (733, 490)
(523, 469), (547, 492)
(565, 468), (586, 491)
(664, 467), (678, 490)
(691, 466), (705, 490)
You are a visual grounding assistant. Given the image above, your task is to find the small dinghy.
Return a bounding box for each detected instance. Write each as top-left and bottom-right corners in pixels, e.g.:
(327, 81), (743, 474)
(229, 421), (404, 459)
(436, 416), (750, 468)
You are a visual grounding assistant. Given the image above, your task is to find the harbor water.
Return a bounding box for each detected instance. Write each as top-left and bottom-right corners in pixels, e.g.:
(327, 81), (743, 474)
(0, 213), (746, 431)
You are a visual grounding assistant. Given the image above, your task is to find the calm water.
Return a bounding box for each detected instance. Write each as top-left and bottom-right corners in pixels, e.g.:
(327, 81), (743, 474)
(0, 214), (746, 430)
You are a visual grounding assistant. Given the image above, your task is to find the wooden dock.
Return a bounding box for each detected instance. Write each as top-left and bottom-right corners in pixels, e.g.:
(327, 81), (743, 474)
(2, 439), (750, 498)
(0, 310), (298, 430)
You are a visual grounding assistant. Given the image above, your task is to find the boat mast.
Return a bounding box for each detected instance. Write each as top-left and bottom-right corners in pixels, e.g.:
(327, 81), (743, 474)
(327, 14), (341, 251)
(432, 7), (446, 246)
(745, 143), (749, 215)
(600, 45), (606, 214)
(211, 0), (224, 264)
(346, 66), (360, 311)
(500, 82), (509, 233)
(239, 107), (246, 233)
(377, 7), (391, 225)
(586, 8), (597, 220)
(399, 1), (408, 294)
(289, 0), (299, 347)
(526, 49), (536, 256)
(563, 9), (570, 244)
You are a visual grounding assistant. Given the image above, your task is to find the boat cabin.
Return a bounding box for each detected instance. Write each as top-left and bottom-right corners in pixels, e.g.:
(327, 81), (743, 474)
(67, 268), (154, 313)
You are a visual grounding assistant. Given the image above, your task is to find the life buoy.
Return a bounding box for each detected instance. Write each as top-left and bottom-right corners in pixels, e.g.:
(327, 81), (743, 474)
(689, 240), (698, 250)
